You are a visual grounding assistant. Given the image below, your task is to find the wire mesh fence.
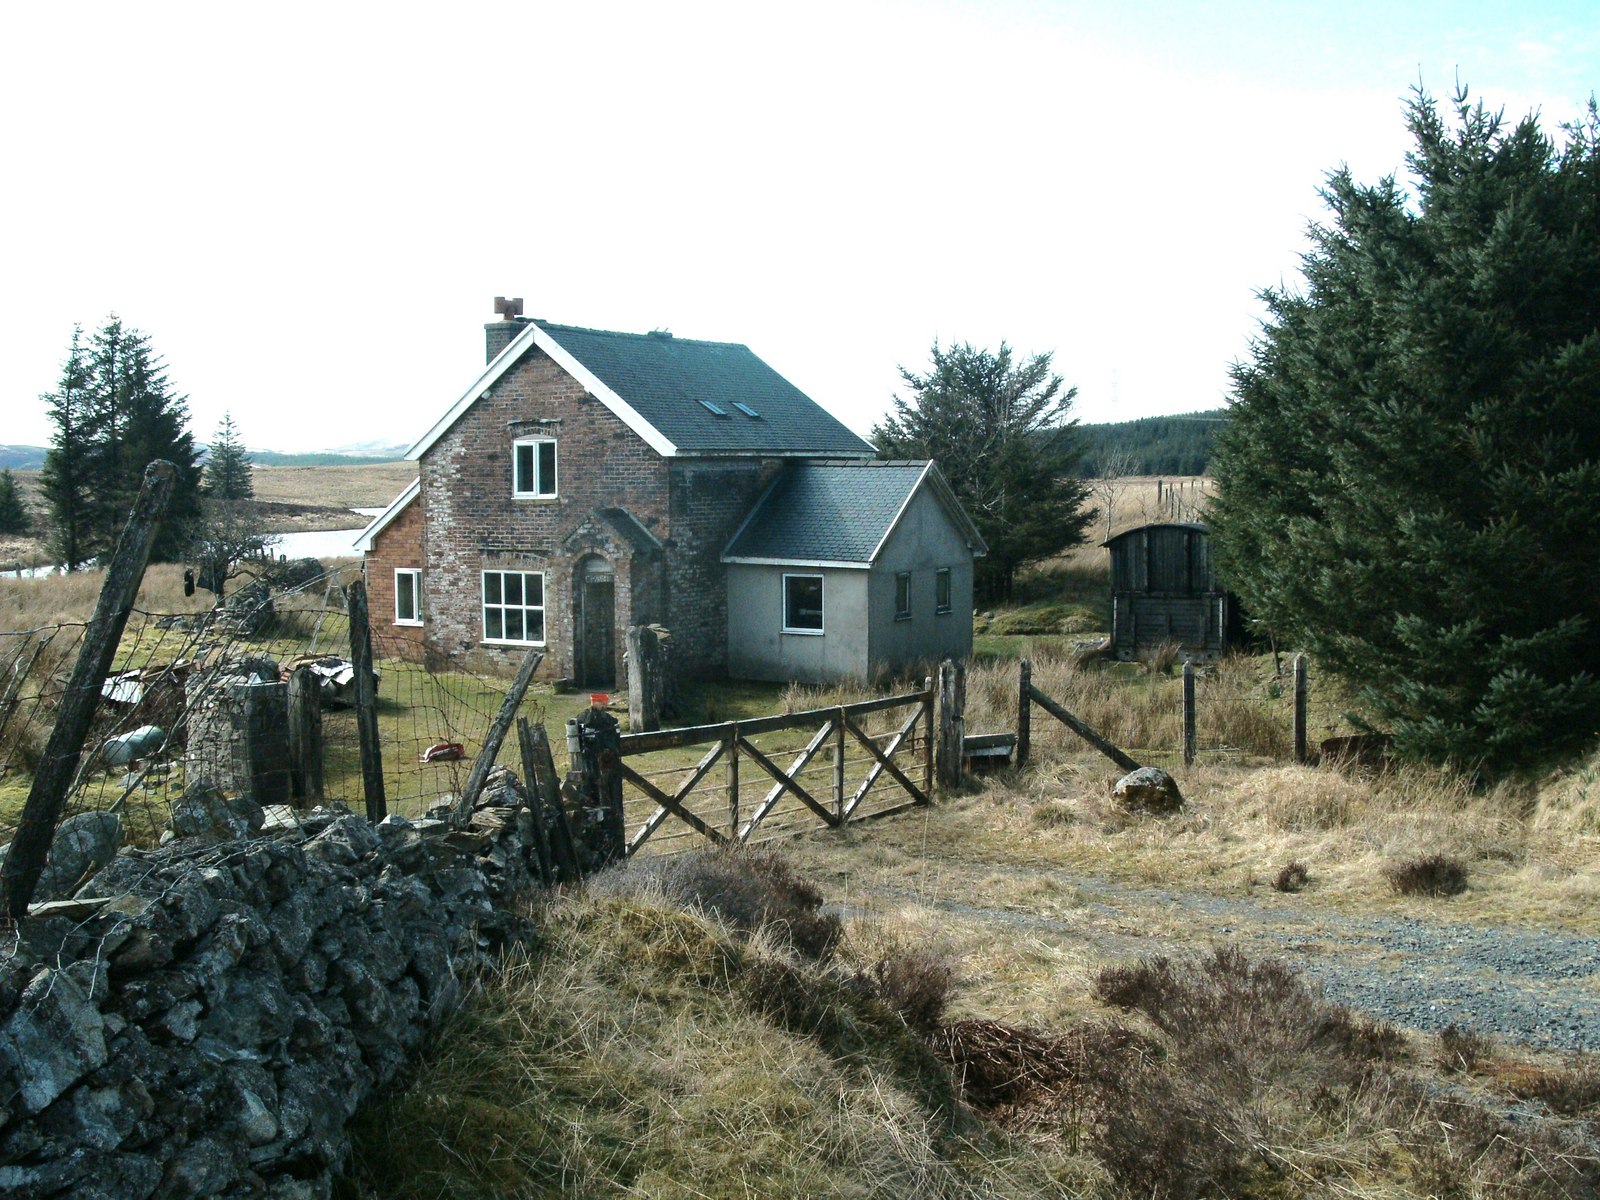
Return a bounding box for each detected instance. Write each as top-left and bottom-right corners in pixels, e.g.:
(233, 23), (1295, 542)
(0, 565), (541, 857)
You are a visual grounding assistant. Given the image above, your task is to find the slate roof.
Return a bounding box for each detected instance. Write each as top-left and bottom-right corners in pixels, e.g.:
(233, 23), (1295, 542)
(536, 322), (874, 456)
(723, 460), (986, 565)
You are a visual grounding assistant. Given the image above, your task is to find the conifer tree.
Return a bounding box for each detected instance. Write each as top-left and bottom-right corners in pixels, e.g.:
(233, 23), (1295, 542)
(1210, 87), (1600, 771)
(39, 326), (95, 569)
(875, 341), (1091, 601)
(0, 470), (28, 536)
(203, 413), (254, 500)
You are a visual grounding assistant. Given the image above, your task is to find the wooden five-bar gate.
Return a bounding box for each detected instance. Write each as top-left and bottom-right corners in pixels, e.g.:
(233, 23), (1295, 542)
(616, 681), (934, 857)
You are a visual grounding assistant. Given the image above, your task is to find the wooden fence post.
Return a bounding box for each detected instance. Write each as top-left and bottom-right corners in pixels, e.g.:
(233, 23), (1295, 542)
(346, 578), (386, 823)
(1017, 658), (1032, 770)
(921, 675), (934, 796)
(936, 658), (966, 788)
(453, 646), (545, 823)
(1293, 654), (1309, 764)
(287, 664), (323, 807)
(1, 461), (175, 919)
(1182, 659), (1197, 767)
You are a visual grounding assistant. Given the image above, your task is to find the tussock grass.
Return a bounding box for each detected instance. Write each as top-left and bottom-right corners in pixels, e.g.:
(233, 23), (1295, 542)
(343, 884), (1092, 1199)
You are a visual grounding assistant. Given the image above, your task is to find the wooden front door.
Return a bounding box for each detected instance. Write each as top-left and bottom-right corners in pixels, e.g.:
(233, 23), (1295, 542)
(576, 558), (615, 688)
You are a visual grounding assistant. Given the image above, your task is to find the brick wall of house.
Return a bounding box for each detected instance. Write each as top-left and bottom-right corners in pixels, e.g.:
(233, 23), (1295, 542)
(364, 492), (427, 663)
(663, 459), (777, 676)
(420, 344), (669, 679)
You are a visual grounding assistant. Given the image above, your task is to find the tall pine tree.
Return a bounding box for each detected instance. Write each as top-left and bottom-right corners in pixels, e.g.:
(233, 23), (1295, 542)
(0, 470), (28, 536)
(47, 316), (203, 564)
(1210, 88), (1600, 772)
(203, 412), (254, 500)
(39, 326), (95, 569)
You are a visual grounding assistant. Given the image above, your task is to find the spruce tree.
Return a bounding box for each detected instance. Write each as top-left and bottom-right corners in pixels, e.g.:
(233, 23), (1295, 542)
(874, 341), (1091, 601)
(1210, 87), (1600, 772)
(0, 470), (28, 536)
(79, 316), (203, 562)
(203, 413), (254, 501)
(39, 326), (95, 569)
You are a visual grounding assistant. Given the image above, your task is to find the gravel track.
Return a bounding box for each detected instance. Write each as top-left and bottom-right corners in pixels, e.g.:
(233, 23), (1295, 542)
(855, 869), (1600, 1053)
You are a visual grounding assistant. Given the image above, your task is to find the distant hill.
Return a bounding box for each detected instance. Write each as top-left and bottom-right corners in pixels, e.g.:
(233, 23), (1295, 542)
(0, 445), (46, 471)
(1075, 410), (1227, 476)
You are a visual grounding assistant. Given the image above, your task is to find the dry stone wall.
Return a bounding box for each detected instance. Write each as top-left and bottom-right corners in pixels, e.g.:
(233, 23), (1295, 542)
(0, 794), (545, 1199)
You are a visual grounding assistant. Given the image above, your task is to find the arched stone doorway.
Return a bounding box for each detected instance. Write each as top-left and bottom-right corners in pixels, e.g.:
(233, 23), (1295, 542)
(573, 555), (616, 688)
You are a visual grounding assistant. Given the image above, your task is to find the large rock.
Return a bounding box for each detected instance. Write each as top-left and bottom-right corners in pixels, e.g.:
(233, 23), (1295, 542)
(0, 811), (124, 905)
(170, 780), (264, 842)
(0, 968), (108, 1114)
(1111, 766), (1184, 814)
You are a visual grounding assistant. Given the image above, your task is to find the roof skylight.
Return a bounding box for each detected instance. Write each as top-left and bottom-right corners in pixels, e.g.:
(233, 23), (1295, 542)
(698, 399), (728, 416)
(733, 402), (761, 418)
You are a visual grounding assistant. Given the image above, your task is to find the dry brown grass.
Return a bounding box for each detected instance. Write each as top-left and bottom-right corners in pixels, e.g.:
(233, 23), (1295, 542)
(251, 461), (416, 510)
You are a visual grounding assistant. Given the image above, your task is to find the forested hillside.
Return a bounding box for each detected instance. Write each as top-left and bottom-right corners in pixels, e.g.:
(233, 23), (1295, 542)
(1075, 410), (1225, 475)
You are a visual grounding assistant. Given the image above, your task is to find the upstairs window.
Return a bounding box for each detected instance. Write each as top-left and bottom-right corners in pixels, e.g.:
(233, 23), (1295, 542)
(395, 568), (422, 625)
(894, 572), (912, 620)
(483, 570), (546, 644)
(783, 574), (824, 634)
(513, 437), (557, 498)
(935, 568), (952, 614)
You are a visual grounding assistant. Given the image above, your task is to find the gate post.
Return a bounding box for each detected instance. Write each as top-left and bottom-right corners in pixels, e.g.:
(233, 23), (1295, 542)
(1017, 658), (1032, 769)
(1182, 659), (1197, 767)
(936, 658), (966, 789)
(571, 704), (625, 867)
(1293, 654), (1309, 764)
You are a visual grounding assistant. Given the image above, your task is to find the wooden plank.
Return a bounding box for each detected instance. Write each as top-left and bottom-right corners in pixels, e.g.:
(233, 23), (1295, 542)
(844, 713), (929, 812)
(452, 646), (544, 823)
(920, 678), (933, 794)
(842, 707), (924, 821)
(739, 719), (836, 842)
(1027, 683), (1142, 773)
(516, 717), (556, 889)
(346, 579), (386, 822)
(619, 689), (926, 754)
(620, 760), (727, 845)
(530, 722), (583, 883)
(626, 738), (726, 855)
(735, 735), (836, 827)
(1, 461), (175, 919)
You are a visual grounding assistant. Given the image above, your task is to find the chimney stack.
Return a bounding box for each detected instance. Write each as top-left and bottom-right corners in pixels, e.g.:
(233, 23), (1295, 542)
(485, 296), (529, 363)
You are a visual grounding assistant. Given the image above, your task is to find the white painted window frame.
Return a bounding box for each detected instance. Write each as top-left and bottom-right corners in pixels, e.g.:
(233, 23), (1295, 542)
(482, 569), (547, 646)
(512, 436), (558, 499)
(782, 572), (824, 636)
(394, 567), (422, 626)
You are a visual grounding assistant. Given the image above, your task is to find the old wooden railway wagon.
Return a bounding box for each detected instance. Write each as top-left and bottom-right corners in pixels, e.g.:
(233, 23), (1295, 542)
(1105, 522), (1241, 661)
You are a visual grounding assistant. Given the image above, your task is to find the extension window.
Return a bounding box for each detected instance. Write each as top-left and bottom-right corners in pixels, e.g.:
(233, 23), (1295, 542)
(483, 570), (545, 644)
(394, 568), (422, 626)
(783, 573), (824, 634)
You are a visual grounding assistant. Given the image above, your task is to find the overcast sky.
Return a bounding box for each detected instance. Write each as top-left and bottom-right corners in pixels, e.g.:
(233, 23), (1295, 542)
(2, 1), (1594, 453)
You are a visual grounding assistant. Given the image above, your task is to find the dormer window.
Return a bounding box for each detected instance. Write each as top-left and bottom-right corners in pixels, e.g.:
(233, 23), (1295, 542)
(513, 436), (557, 498)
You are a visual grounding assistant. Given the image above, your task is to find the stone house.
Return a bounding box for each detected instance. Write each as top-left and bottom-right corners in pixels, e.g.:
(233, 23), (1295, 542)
(358, 303), (986, 686)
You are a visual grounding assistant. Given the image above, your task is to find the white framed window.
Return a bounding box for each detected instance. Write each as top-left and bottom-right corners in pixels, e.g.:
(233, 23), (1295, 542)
(782, 573), (824, 634)
(935, 568), (952, 614)
(394, 568), (422, 626)
(482, 570), (546, 644)
(894, 572), (912, 620)
(512, 437), (557, 498)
